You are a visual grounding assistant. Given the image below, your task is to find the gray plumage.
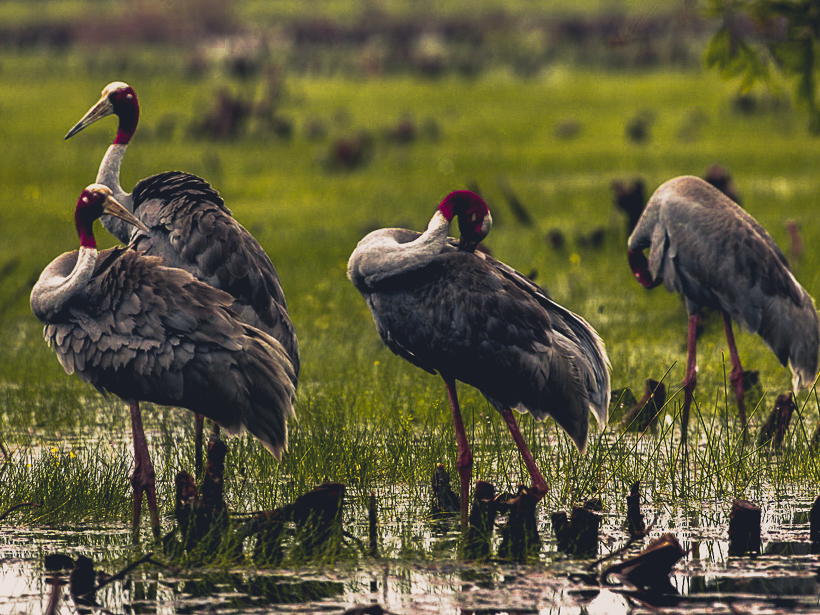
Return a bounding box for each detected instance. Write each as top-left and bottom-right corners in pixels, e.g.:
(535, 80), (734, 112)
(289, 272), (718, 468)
(350, 190), (609, 526)
(628, 175), (819, 391)
(349, 225), (610, 453)
(65, 82), (299, 379)
(127, 171), (299, 376)
(31, 245), (296, 458)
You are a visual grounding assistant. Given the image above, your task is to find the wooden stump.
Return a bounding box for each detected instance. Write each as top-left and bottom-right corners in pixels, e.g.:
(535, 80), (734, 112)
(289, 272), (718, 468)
(463, 481), (496, 561)
(249, 483), (346, 566)
(552, 504), (600, 557)
(728, 498), (761, 556)
(757, 393), (795, 448)
(171, 439), (230, 557)
(621, 379), (665, 432)
(497, 485), (541, 562)
(368, 491), (378, 557)
(602, 533), (684, 594)
(810, 495), (820, 554)
(430, 464), (460, 516)
(69, 555), (96, 607)
(626, 481), (647, 538)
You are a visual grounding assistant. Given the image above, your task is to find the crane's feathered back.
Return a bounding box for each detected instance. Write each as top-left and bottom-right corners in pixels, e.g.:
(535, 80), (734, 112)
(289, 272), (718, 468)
(349, 228), (610, 453)
(128, 171), (300, 377)
(34, 246), (296, 458)
(629, 175), (819, 390)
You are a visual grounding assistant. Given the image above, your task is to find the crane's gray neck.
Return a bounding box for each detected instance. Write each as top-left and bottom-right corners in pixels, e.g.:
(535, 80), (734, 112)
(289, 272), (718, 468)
(348, 211), (451, 288)
(97, 143), (133, 243)
(30, 247), (98, 321)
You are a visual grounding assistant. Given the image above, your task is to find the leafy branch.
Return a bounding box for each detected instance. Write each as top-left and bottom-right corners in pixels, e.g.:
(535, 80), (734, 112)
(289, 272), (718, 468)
(704, 0), (820, 133)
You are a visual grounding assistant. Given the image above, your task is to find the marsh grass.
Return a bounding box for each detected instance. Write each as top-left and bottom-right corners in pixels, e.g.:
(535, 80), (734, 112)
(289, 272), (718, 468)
(0, 442), (132, 524)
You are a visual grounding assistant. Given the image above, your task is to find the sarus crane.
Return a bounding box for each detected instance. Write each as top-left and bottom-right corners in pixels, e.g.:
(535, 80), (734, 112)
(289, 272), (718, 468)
(628, 175), (819, 441)
(348, 190), (610, 527)
(31, 185), (296, 537)
(65, 82), (299, 469)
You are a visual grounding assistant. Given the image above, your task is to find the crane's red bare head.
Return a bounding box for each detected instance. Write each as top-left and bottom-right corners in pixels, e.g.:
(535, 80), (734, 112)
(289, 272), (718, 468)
(75, 184), (148, 249)
(628, 248), (661, 288)
(64, 82), (139, 145)
(438, 190), (492, 252)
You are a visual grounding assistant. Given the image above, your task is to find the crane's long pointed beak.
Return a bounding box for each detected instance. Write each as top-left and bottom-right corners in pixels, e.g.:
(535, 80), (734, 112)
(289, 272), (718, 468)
(102, 195), (149, 233)
(65, 96), (114, 140)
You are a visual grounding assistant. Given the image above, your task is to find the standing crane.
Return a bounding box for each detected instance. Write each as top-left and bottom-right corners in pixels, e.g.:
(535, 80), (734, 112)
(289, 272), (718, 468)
(348, 190), (610, 528)
(31, 185), (296, 538)
(628, 175), (819, 441)
(65, 82), (299, 470)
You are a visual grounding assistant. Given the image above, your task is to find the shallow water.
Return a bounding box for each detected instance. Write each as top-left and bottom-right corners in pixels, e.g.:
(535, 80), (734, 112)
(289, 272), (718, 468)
(1, 492), (819, 614)
(1, 404), (818, 613)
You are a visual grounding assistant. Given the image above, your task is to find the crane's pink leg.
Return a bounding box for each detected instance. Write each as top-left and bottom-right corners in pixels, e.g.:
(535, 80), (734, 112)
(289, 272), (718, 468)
(680, 314), (699, 442)
(444, 379), (472, 529)
(129, 401), (160, 539)
(499, 407), (548, 499)
(721, 311), (748, 432)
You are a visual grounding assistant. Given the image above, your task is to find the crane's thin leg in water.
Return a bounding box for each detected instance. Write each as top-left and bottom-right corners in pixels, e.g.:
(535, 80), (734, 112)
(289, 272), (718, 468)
(129, 401), (160, 540)
(499, 407), (547, 499)
(194, 413), (204, 479)
(721, 311), (749, 433)
(445, 379), (473, 530)
(681, 314), (699, 443)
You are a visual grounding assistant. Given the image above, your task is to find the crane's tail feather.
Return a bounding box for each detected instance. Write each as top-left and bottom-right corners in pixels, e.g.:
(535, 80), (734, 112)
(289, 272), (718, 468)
(192, 326), (296, 460)
(548, 300), (612, 426)
(236, 329), (297, 460)
(756, 292), (820, 393)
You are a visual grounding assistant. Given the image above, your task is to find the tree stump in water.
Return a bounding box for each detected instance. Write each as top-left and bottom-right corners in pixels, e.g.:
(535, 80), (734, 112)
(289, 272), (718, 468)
(430, 464), (460, 517)
(497, 485), (541, 562)
(728, 498), (761, 556)
(552, 504), (600, 557)
(463, 480), (496, 561)
(69, 555), (96, 607)
(621, 379), (665, 432)
(626, 481), (647, 538)
(602, 533), (684, 594)
(368, 491), (378, 557)
(168, 438), (346, 565)
(172, 438), (230, 558)
(249, 482), (346, 566)
(757, 393), (795, 448)
(460, 479), (543, 561)
(810, 496), (820, 554)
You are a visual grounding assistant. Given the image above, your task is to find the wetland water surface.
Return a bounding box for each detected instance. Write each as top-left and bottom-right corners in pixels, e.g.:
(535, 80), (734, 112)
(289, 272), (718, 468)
(1, 494), (819, 614)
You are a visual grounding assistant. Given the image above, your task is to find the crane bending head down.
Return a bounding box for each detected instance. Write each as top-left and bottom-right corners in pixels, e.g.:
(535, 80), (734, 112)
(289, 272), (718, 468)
(627, 175), (819, 441)
(438, 190), (493, 251)
(349, 190), (610, 527)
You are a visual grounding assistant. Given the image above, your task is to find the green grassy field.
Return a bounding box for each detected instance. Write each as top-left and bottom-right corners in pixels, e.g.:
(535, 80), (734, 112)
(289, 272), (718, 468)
(1, 43), (820, 537)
